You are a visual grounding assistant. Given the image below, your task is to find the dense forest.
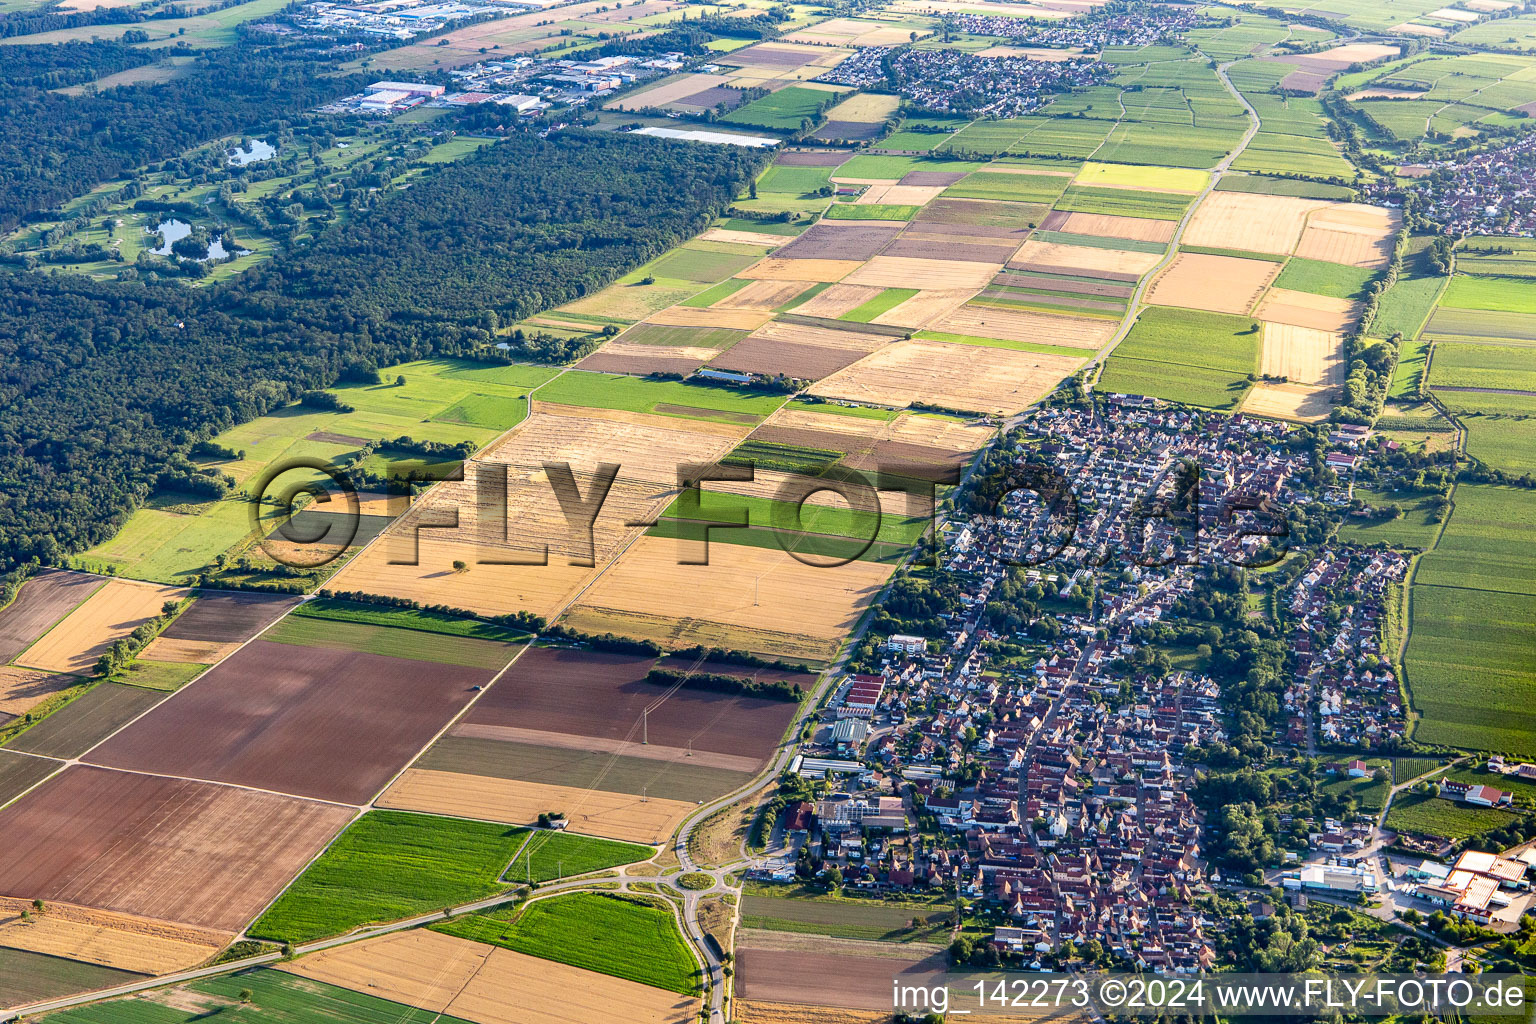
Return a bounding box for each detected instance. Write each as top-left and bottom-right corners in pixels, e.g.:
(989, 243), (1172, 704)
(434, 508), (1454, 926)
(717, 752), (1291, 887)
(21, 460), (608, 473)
(0, 40), (160, 90)
(0, 131), (765, 571)
(0, 40), (367, 228)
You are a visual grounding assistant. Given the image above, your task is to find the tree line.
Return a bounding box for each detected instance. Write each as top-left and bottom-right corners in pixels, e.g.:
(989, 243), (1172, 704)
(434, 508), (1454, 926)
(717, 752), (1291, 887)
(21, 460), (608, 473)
(0, 130), (765, 573)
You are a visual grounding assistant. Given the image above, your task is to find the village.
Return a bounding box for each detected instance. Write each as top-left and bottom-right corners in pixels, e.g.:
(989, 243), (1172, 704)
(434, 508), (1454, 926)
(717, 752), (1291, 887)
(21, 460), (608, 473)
(817, 46), (1111, 117)
(1389, 131), (1536, 236)
(949, 0), (1197, 51)
(745, 397), (1536, 974)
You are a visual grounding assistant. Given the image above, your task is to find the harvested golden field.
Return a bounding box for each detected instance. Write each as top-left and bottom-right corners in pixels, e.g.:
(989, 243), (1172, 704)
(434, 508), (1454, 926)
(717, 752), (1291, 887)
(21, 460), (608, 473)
(458, 947), (697, 1024)
(784, 17), (922, 46)
(0, 667), (79, 718)
(1255, 288), (1358, 332)
(1242, 381), (1335, 423)
(487, 403), (747, 482)
(741, 320), (888, 352)
(715, 279), (811, 310)
(284, 929), (486, 1014)
(137, 637), (237, 665)
(379, 768), (692, 845)
(869, 288), (977, 329)
(843, 256), (1001, 290)
(887, 410), (996, 452)
(329, 535), (613, 620)
(288, 930), (696, 1024)
(1260, 322), (1346, 387)
(741, 257), (864, 282)
(699, 227), (787, 248)
(736, 1002), (890, 1024)
(1145, 252), (1279, 315)
(934, 305), (1116, 348)
(1055, 212), (1175, 243)
(576, 341), (716, 377)
(1010, 239), (1162, 276)
(807, 338), (1085, 415)
(565, 533), (893, 656)
(1296, 203), (1399, 268)
(823, 91), (901, 121)
(857, 183), (946, 206)
(606, 72), (730, 111)
(647, 305), (776, 330)
(1181, 192), (1329, 255)
(0, 898), (224, 975)
(791, 283), (885, 318)
(18, 579), (188, 675)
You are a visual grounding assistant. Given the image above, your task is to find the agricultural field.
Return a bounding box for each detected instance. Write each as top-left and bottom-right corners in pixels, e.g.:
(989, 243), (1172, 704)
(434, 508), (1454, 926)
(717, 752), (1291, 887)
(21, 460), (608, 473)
(84, 632), (508, 805)
(1099, 307), (1263, 410)
(741, 892), (949, 943)
(433, 892), (699, 994)
(1385, 791), (1515, 840)
(16, 579), (185, 675)
(0, 570), (101, 665)
(248, 811), (528, 944)
(4, 683), (166, 759)
(78, 358), (553, 584)
(280, 930), (697, 1024)
(38, 969), (488, 1024)
(0, 765), (353, 933)
(724, 85), (848, 132)
(1407, 484), (1536, 755)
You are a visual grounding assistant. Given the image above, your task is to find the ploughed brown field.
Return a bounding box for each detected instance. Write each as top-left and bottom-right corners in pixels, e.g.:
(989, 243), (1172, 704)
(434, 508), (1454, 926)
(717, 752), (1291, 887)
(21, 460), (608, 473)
(773, 223), (902, 261)
(710, 323), (885, 380)
(86, 640), (499, 805)
(463, 646), (798, 766)
(159, 591), (301, 645)
(0, 765), (352, 932)
(0, 570), (100, 664)
(736, 948), (946, 1010)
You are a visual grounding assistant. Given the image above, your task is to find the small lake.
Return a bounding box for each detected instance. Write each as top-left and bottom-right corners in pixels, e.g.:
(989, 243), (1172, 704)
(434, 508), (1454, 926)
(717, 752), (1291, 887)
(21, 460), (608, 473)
(149, 219), (245, 260)
(228, 139), (276, 166)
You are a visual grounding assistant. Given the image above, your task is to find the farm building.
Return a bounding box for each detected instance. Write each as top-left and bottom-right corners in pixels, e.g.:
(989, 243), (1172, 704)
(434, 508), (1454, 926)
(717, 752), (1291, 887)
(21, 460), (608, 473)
(1438, 778), (1513, 807)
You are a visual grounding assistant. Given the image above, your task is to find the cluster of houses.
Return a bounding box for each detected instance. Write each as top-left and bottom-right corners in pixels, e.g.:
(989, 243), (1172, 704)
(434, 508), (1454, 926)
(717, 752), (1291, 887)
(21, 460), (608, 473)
(817, 47), (1110, 117)
(1387, 131), (1536, 236)
(766, 402), (1333, 971)
(1285, 547), (1409, 749)
(949, 1), (1197, 50)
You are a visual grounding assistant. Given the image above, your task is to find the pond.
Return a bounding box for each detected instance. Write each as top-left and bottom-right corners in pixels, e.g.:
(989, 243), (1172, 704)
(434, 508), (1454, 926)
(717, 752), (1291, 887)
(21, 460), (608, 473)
(149, 220), (248, 260)
(228, 139), (276, 166)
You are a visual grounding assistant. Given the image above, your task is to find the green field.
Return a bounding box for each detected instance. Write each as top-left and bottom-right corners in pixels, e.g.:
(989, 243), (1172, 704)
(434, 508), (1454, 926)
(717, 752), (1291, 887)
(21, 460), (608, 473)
(1429, 342), (1536, 392)
(1098, 307), (1261, 410)
(842, 288), (919, 323)
(660, 489), (929, 547)
(1215, 174), (1354, 201)
(1320, 760), (1390, 811)
(433, 892), (699, 994)
(248, 811), (538, 943)
(642, 245), (760, 284)
(741, 892), (949, 942)
(1053, 184), (1193, 221)
(1335, 486), (1444, 549)
(536, 371), (787, 423)
(756, 163), (835, 195)
(941, 171), (1071, 204)
(824, 203), (920, 221)
(0, 949), (143, 1013)
(1385, 791), (1515, 840)
(262, 616), (516, 670)
(1407, 484), (1536, 756)
(1274, 258), (1379, 301)
(504, 828), (654, 884)
(1394, 756), (1445, 784)
(1442, 276), (1536, 315)
(1230, 132), (1355, 178)
(724, 86), (842, 131)
(1437, 391), (1536, 474)
(292, 599), (533, 644)
(40, 968), (479, 1024)
(79, 358), (552, 584)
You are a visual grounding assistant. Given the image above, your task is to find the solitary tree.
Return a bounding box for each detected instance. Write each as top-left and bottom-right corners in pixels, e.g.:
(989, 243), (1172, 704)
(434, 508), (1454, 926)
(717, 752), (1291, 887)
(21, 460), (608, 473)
(452, 560), (469, 574)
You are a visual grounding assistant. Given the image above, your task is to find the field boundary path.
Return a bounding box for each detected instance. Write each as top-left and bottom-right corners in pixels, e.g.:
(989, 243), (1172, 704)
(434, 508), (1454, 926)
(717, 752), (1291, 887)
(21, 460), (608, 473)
(1088, 55), (1263, 369)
